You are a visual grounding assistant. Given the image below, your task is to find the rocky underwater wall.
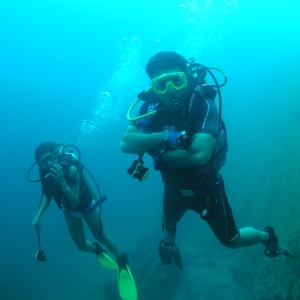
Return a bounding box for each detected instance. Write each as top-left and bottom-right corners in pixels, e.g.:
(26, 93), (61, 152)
(238, 116), (300, 299)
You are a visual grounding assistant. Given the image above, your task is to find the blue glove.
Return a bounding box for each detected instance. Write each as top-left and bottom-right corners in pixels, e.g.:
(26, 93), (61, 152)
(161, 129), (190, 149)
(161, 130), (181, 148)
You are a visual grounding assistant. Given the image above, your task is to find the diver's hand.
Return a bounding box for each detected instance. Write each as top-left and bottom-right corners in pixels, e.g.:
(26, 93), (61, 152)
(49, 163), (66, 185)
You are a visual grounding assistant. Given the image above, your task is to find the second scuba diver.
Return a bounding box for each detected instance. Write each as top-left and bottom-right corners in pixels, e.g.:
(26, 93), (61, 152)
(30, 141), (137, 300)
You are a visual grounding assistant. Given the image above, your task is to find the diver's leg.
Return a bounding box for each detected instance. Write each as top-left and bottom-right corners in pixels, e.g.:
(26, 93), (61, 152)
(84, 206), (121, 259)
(161, 185), (186, 243)
(202, 174), (240, 247)
(205, 184), (295, 257)
(159, 185), (185, 270)
(228, 225), (297, 259)
(64, 212), (94, 252)
(230, 227), (268, 248)
(203, 175), (280, 250)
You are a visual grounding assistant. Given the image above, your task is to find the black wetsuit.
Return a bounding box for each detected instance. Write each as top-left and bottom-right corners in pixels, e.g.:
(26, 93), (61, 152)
(134, 91), (239, 246)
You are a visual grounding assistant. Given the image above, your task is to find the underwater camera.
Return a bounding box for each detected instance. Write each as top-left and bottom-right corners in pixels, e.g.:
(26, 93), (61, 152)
(57, 151), (78, 166)
(46, 151), (79, 176)
(128, 154), (149, 182)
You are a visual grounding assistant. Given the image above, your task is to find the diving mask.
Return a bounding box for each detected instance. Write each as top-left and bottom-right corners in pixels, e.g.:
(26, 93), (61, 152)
(151, 71), (188, 94)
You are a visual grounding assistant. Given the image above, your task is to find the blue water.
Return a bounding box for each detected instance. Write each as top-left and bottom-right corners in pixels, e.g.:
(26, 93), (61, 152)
(1, 0), (300, 299)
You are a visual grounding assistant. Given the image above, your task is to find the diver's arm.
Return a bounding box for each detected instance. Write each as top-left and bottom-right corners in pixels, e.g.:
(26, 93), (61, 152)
(60, 165), (80, 208)
(120, 125), (162, 154)
(162, 132), (216, 168)
(32, 194), (51, 227)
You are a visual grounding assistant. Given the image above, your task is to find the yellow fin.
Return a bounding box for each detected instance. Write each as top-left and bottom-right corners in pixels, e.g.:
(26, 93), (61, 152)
(97, 252), (118, 270)
(118, 264), (138, 300)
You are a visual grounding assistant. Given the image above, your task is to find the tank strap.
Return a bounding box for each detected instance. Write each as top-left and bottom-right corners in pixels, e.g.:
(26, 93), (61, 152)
(188, 85), (203, 114)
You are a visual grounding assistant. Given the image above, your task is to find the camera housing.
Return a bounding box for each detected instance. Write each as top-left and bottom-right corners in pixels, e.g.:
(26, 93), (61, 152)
(128, 158), (149, 182)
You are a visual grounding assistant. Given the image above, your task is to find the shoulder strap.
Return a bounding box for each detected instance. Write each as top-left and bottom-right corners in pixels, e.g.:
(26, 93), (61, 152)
(186, 85), (204, 136)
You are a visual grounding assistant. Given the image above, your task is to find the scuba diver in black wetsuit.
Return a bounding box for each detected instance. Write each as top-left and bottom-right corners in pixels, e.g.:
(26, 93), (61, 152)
(29, 142), (137, 300)
(120, 51), (295, 270)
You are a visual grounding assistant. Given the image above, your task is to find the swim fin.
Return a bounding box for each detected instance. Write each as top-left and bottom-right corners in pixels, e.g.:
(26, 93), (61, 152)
(93, 242), (118, 270)
(117, 253), (138, 300)
(264, 242), (296, 258)
(158, 240), (183, 270)
(263, 226), (296, 258)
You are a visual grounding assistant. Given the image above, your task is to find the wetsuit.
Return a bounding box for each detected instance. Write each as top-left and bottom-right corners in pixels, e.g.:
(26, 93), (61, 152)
(134, 91), (239, 246)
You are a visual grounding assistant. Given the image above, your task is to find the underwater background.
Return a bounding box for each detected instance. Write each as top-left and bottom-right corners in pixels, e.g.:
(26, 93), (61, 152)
(1, 0), (300, 299)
